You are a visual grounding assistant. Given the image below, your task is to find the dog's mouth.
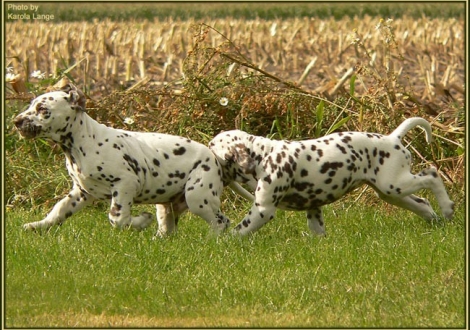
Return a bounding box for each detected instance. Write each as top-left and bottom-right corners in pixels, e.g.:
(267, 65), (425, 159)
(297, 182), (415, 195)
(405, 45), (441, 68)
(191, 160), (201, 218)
(14, 117), (42, 139)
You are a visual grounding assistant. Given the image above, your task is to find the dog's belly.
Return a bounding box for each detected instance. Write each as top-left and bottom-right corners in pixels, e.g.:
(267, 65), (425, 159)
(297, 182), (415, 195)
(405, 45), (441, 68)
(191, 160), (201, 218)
(74, 178), (188, 205)
(276, 180), (364, 210)
(69, 164), (189, 204)
(133, 182), (187, 204)
(270, 171), (367, 211)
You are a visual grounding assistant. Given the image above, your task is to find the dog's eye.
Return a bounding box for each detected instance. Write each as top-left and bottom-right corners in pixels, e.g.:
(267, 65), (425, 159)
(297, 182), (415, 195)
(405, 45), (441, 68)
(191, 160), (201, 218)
(36, 103), (49, 114)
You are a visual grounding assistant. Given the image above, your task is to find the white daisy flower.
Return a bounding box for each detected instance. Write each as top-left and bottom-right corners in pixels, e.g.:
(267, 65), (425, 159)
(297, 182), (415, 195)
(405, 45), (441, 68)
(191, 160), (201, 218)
(31, 70), (46, 79)
(6, 73), (17, 82)
(219, 97), (229, 106)
(124, 117), (135, 125)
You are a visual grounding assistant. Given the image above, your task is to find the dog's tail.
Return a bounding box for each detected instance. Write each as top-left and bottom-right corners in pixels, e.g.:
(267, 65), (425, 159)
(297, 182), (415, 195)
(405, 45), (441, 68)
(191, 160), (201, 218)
(229, 182), (255, 201)
(389, 117), (433, 143)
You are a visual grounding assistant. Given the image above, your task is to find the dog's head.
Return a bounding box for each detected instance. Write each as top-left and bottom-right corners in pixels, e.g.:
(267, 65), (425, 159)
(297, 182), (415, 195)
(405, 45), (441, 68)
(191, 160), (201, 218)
(13, 80), (86, 140)
(209, 130), (257, 179)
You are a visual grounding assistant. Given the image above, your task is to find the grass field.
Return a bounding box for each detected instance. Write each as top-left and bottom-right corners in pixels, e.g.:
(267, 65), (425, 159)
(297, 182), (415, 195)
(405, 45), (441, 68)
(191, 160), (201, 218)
(5, 197), (465, 328)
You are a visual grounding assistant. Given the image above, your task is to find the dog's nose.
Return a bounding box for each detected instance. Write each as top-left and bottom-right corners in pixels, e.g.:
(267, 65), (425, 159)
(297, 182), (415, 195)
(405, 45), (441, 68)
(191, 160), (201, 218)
(13, 116), (24, 128)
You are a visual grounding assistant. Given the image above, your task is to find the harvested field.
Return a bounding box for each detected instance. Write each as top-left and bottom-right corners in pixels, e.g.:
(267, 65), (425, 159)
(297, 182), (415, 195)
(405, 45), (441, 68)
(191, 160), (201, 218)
(6, 16), (464, 102)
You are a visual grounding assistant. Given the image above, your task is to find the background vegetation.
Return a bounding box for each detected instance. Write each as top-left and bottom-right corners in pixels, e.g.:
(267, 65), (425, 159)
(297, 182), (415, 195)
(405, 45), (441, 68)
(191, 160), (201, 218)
(4, 2), (466, 328)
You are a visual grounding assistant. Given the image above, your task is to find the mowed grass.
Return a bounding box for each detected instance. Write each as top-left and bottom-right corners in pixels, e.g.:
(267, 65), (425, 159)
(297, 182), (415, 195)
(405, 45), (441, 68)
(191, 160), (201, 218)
(5, 196), (465, 328)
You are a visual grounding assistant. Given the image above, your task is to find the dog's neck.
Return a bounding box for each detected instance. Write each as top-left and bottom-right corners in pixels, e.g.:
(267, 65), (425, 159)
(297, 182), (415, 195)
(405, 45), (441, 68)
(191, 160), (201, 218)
(242, 133), (278, 157)
(57, 111), (109, 156)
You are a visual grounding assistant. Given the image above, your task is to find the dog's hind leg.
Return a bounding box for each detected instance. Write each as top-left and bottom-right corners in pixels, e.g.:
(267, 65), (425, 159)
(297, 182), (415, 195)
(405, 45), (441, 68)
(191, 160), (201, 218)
(185, 193), (230, 234)
(375, 192), (438, 220)
(154, 195), (188, 237)
(373, 167), (454, 219)
(184, 170), (230, 234)
(307, 208), (326, 236)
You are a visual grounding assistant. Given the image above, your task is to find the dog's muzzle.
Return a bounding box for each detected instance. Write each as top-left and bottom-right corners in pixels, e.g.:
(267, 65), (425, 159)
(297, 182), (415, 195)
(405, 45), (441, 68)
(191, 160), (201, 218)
(13, 116), (41, 138)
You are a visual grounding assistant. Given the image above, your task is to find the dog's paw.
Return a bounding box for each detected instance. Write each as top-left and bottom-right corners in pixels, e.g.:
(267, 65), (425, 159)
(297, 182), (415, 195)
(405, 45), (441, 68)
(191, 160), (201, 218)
(23, 222), (54, 233)
(443, 201), (455, 220)
(131, 212), (154, 230)
(23, 222), (37, 231)
(153, 227), (177, 239)
(422, 210), (439, 221)
(152, 230), (166, 240)
(313, 230), (327, 237)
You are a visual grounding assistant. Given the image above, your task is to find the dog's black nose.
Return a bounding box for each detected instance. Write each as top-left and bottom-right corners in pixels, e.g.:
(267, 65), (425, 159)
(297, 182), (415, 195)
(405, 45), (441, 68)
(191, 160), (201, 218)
(13, 116), (24, 128)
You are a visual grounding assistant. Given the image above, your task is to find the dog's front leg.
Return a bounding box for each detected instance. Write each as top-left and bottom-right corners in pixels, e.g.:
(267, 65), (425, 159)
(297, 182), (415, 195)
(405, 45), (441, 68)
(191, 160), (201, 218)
(154, 194), (189, 237)
(232, 180), (277, 236)
(107, 185), (154, 230)
(107, 179), (135, 229)
(107, 183), (141, 229)
(108, 192), (133, 229)
(232, 202), (277, 236)
(23, 186), (95, 231)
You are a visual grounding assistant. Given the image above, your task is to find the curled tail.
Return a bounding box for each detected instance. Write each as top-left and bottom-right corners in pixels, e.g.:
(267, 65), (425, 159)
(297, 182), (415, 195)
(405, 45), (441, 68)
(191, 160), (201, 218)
(389, 117), (433, 143)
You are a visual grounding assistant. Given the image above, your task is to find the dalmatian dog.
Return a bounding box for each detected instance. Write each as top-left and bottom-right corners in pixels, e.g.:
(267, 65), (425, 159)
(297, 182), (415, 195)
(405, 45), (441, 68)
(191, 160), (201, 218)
(209, 118), (455, 236)
(13, 81), (234, 236)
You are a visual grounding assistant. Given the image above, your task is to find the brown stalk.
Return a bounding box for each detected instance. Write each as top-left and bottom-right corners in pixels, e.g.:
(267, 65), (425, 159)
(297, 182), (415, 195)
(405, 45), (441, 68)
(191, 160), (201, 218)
(220, 52), (310, 94)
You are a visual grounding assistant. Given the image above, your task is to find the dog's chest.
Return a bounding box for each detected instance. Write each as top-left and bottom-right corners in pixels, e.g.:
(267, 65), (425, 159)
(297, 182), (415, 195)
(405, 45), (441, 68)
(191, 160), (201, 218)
(63, 145), (124, 198)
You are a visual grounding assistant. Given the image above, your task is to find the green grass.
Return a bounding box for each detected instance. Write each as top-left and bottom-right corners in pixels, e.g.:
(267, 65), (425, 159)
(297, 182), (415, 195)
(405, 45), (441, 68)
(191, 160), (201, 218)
(4, 197), (465, 327)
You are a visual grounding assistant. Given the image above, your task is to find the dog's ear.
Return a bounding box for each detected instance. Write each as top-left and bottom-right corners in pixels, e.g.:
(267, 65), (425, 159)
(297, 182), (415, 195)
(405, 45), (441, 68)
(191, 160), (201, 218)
(47, 77), (71, 92)
(48, 77), (87, 111)
(67, 88), (86, 111)
(228, 143), (256, 175)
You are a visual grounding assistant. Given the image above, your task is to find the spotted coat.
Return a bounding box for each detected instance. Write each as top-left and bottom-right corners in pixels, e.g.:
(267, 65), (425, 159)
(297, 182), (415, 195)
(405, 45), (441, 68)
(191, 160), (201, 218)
(14, 83), (230, 235)
(209, 118), (455, 236)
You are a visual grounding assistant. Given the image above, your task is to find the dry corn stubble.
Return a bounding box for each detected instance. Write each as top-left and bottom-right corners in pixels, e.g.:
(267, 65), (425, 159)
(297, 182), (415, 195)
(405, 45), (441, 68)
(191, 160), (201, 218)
(6, 17), (464, 129)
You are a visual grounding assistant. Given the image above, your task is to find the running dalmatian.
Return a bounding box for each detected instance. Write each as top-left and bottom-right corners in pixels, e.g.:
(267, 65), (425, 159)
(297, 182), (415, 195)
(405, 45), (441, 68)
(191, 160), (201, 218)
(13, 80), (245, 236)
(209, 118), (455, 236)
